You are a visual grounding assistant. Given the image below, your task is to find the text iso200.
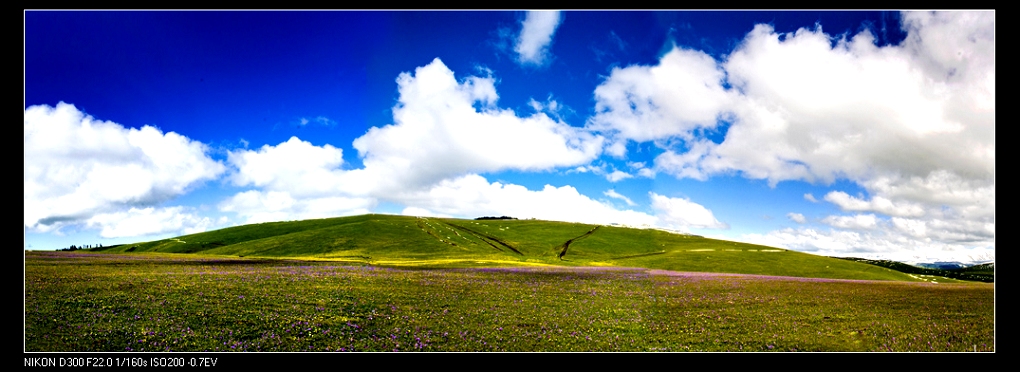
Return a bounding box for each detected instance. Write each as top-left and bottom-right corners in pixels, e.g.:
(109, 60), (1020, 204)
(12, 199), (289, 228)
(149, 358), (185, 367)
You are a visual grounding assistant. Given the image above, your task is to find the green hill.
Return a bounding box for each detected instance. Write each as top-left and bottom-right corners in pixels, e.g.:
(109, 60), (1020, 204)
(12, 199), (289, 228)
(93, 214), (919, 281)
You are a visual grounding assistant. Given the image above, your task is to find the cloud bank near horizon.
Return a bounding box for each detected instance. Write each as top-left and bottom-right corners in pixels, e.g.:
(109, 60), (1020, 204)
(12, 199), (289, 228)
(24, 102), (225, 238)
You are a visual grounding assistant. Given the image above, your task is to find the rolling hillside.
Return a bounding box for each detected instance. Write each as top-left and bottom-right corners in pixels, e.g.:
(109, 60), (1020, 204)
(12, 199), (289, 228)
(92, 214), (921, 281)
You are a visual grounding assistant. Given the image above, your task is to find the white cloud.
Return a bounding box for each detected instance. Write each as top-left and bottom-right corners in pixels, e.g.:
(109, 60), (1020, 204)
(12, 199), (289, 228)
(351, 58), (603, 193)
(821, 213), (880, 230)
(651, 140), (726, 181)
(787, 212), (806, 223)
(528, 95), (572, 121)
(571, 161), (638, 183)
(586, 11), (994, 257)
(392, 174), (658, 226)
(315, 116), (334, 126)
(604, 189), (636, 206)
(711, 18), (993, 186)
(400, 206), (451, 218)
(736, 227), (910, 258)
(222, 138), (377, 224)
(862, 170), (994, 215)
(589, 46), (734, 143)
(297, 116), (335, 127)
(900, 11), (995, 96)
(515, 10), (562, 66)
(605, 139), (628, 158)
(85, 206), (216, 238)
(593, 12), (992, 187)
(218, 190), (374, 225)
(649, 192), (726, 230)
(823, 191), (925, 217)
(228, 136), (347, 197)
(736, 225), (994, 264)
(891, 217), (927, 238)
(605, 170), (633, 183)
(24, 102), (225, 233)
(804, 193), (818, 202)
(627, 161), (655, 179)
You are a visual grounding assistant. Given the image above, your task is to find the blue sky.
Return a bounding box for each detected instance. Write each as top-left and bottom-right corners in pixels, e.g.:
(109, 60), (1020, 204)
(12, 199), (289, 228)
(24, 10), (994, 264)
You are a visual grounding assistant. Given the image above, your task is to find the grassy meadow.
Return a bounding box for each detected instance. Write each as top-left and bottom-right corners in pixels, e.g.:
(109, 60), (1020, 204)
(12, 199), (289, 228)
(25, 214), (994, 352)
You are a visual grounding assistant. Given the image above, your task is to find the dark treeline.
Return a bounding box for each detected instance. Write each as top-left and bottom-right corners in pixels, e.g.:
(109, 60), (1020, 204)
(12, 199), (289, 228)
(58, 244), (102, 251)
(474, 216), (518, 220)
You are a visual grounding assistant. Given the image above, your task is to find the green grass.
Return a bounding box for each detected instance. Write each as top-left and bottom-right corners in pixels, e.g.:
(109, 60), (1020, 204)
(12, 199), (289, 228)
(93, 214), (922, 281)
(25, 252), (994, 352)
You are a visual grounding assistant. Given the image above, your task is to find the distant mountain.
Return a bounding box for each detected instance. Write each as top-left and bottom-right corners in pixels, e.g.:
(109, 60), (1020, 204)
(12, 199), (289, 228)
(954, 262), (994, 276)
(836, 257), (993, 283)
(915, 261), (967, 270)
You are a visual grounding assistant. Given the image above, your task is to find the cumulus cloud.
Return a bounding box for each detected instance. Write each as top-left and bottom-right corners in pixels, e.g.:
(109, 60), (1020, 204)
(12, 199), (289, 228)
(221, 137), (379, 224)
(804, 193), (818, 202)
(514, 11), (562, 66)
(351, 58), (603, 193)
(587, 11), (994, 257)
(592, 12), (992, 185)
(787, 212), (806, 223)
(24, 102), (225, 235)
(228, 136), (348, 197)
(709, 17), (993, 186)
(649, 193), (727, 230)
(589, 46), (734, 143)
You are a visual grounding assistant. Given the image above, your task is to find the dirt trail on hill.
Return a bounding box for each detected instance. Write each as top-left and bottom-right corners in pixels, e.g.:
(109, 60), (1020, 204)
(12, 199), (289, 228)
(558, 226), (599, 260)
(416, 218), (463, 248)
(442, 221), (523, 255)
